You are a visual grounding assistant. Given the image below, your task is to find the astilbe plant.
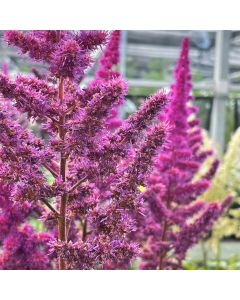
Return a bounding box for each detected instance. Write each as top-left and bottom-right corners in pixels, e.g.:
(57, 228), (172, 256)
(0, 30), (168, 269)
(138, 38), (232, 270)
(93, 30), (123, 130)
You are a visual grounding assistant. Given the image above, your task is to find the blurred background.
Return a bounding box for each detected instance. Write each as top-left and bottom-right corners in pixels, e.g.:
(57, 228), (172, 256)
(1, 30), (240, 269)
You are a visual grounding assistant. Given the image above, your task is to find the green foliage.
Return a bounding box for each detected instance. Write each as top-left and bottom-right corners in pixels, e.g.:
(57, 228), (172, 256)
(184, 256), (240, 270)
(126, 56), (173, 81)
(199, 128), (240, 261)
(29, 217), (45, 232)
(42, 168), (55, 185)
(203, 127), (240, 203)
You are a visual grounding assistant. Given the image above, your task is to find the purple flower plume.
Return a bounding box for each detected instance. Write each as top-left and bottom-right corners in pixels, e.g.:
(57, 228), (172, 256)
(138, 37), (232, 270)
(94, 30), (123, 130)
(0, 32), (229, 270)
(0, 30), (168, 269)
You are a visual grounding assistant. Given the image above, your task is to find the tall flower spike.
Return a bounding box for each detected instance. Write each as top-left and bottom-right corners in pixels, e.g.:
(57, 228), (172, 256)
(0, 30), (170, 270)
(96, 30), (121, 81)
(95, 30), (122, 129)
(138, 37), (232, 270)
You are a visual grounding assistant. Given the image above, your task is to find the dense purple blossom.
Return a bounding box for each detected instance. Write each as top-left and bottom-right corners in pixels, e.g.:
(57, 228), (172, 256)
(138, 37), (232, 270)
(94, 30), (122, 130)
(50, 39), (91, 81)
(0, 182), (51, 269)
(4, 30), (106, 82)
(4, 30), (53, 61)
(174, 196), (232, 260)
(0, 30), (168, 269)
(0, 31), (230, 270)
(74, 30), (108, 51)
(0, 74), (58, 119)
(96, 30), (121, 81)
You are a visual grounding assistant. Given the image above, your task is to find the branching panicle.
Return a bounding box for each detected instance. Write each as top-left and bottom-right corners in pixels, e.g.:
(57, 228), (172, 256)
(0, 30), (168, 270)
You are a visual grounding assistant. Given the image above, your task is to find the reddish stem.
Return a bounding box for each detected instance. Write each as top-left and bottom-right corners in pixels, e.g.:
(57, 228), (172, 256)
(68, 175), (88, 194)
(82, 219), (87, 242)
(57, 76), (69, 270)
(40, 199), (59, 216)
(158, 220), (168, 270)
(158, 190), (171, 270)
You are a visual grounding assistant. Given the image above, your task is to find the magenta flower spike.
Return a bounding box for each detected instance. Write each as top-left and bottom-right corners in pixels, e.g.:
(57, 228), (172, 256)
(138, 37), (232, 270)
(95, 30), (123, 130)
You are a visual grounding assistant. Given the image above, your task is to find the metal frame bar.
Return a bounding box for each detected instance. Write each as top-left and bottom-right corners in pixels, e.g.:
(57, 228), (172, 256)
(210, 31), (231, 151)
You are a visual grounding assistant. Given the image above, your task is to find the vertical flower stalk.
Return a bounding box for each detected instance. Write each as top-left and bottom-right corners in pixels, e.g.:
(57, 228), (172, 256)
(138, 37), (232, 270)
(0, 30), (169, 269)
(95, 30), (123, 130)
(58, 76), (67, 269)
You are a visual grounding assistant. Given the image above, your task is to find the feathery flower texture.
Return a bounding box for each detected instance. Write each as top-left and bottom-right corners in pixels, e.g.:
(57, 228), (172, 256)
(0, 30), (168, 269)
(95, 30), (123, 129)
(138, 38), (232, 270)
(0, 182), (51, 269)
(0, 32), (231, 270)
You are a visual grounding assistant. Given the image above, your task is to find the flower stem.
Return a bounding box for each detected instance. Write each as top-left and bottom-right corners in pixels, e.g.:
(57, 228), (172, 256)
(40, 199), (59, 216)
(158, 220), (168, 270)
(57, 76), (68, 270)
(82, 219), (87, 242)
(158, 191), (171, 270)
